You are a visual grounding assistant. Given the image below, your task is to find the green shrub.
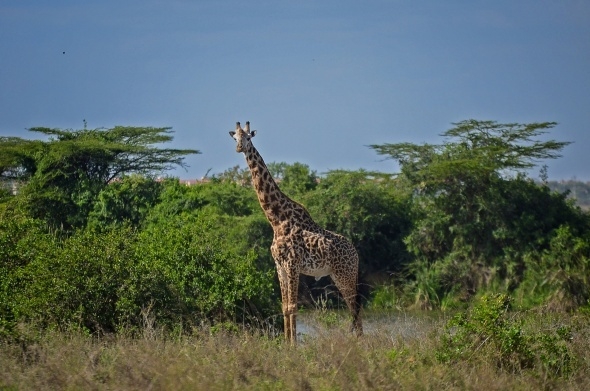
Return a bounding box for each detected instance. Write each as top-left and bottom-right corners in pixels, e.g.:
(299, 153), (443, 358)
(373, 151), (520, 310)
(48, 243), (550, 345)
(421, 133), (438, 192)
(436, 294), (575, 378)
(87, 175), (164, 230)
(0, 207), (55, 337)
(369, 284), (403, 310)
(120, 213), (276, 332)
(1, 209), (277, 337)
(9, 227), (136, 333)
(516, 225), (590, 310)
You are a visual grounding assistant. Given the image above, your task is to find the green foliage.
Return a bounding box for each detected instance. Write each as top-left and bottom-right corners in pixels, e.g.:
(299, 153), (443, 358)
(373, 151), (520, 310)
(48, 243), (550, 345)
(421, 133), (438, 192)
(370, 120), (569, 181)
(406, 259), (443, 309)
(0, 137), (40, 180)
(196, 180), (259, 216)
(213, 165), (251, 185)
(148, 178), (258, 222)
(219, 213), (274, 271)
(0, 209), (276, 337)
(11, 227), (136, 333)
(143, 178), (207, 225)
(369, 120), (586, 304)
(516, 225), (590, 310)
(0, 183), (13, 204)
(368, 284), (403, 310)
(403, 177), (588, 307)
(25, 126), (199, 182)
(1, 126), (198, 229)
(142, 178), (274, 272)
(0, 207), (52, 337)
(437, 294), (574, 378)
(87, 175), (164, 230)
(267, 161), (318, 198)
(126, 214), (276, 330)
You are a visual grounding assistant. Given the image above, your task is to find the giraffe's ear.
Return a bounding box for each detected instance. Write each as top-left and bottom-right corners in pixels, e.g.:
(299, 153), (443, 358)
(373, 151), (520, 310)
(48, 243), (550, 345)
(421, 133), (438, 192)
(229, 131), (236, 138)
(250, 130), (257, 138)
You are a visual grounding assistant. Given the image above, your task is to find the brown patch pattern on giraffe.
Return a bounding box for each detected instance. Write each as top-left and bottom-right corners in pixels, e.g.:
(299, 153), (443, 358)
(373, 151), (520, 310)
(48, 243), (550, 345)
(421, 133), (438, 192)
(229, 121), (363, 343)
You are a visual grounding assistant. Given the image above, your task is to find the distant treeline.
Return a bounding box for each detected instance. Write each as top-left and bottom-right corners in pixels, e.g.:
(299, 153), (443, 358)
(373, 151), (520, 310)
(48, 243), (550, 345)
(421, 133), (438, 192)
(547, 180), (590, 209)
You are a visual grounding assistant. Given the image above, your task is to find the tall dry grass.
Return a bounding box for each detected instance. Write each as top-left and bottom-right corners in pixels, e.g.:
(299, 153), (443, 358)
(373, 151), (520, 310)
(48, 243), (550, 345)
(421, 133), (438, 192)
(1, 311), (589, 390)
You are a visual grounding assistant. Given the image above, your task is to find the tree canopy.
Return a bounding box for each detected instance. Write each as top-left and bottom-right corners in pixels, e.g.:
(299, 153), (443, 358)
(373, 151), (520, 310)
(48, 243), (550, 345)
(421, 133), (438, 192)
(369, 120), (569, 187)
(1, 126), (199, 184)
(0, 125), (199, 229)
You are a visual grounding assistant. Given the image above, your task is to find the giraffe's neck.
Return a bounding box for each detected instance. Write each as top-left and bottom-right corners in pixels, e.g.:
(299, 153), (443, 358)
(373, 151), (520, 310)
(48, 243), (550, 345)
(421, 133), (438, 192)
(243, 144), (303, 227)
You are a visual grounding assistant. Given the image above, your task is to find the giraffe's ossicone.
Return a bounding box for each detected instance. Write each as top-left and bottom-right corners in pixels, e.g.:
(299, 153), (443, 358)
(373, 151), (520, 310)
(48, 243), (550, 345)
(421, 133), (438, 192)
(229, 121), (363, 344)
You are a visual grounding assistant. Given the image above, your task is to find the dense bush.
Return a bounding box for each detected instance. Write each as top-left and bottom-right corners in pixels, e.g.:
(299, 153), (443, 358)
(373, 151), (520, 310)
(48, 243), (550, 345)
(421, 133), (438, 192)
(123, 214), (276, 331)
(516, 225), (590, 310)
(9, 227), (136, 333)
(437, 294), (575, 378)
(0, 206), (54, 336)
(87, 175), (164, 230)
(0, 210), (276, 337)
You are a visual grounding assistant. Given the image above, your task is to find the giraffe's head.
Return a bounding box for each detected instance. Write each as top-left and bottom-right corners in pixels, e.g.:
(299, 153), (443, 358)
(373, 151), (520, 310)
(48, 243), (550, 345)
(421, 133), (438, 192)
(229, 121), (257, 153)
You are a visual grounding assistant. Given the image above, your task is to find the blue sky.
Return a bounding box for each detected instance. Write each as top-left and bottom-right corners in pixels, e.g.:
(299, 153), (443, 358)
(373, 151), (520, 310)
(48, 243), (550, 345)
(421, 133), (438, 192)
(1, 1), (589, 180)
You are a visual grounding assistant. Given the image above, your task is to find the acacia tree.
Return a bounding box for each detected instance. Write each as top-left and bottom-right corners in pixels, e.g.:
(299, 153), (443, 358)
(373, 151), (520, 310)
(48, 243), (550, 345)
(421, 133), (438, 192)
(1, 126), (199, 229)
(369, 120), (580, 306)
(370, 120), (568, 187)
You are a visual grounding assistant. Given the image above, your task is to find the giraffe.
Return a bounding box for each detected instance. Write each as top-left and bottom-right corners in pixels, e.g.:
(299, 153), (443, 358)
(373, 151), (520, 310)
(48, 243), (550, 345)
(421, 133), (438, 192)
(229, 121), (363, 343)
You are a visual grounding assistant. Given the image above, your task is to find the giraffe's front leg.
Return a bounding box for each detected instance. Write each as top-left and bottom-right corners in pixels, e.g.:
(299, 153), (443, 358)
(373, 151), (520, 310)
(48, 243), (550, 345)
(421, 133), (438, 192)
(275, 263), (291, 341)
(273, 243), (300, 344)
(285, 267), (300, 345)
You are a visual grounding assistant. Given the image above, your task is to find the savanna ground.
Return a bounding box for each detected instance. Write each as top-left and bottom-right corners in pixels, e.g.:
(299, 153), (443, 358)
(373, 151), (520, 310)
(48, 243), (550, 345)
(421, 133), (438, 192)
(1, 306), (589, 391)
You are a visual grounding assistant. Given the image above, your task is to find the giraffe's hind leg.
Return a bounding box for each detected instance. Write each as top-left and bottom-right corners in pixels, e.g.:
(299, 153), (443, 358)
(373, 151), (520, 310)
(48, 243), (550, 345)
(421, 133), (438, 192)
(331, 269), (363, 336)
(285, 270), (300, 344)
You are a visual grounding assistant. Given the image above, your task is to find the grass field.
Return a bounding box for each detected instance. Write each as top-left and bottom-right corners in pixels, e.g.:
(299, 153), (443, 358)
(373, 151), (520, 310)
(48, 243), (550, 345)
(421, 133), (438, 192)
(1, 309), (589, 390)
